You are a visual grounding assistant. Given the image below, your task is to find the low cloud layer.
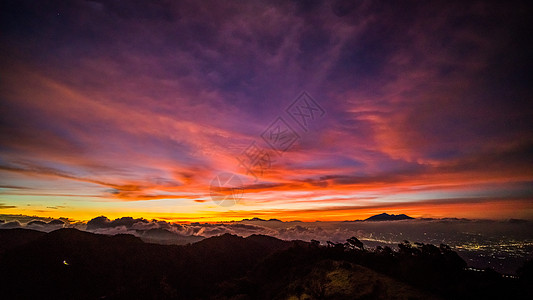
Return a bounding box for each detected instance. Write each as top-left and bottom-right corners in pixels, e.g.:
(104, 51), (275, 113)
(2, 213), (532, 273)
(3, 214), (532, 249)
(0, 218), (65, 232)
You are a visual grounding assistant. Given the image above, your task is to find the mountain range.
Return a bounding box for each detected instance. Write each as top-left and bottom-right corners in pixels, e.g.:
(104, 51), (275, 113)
(364, 213), (415, 221)
(0, 227), (531, 299)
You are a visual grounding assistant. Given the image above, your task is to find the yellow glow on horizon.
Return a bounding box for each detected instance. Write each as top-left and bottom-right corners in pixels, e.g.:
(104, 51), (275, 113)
(5, 197), (532, 223)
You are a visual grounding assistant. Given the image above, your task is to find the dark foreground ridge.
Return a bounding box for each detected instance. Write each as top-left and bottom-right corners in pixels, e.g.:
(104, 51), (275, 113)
(0, 228), (531, 299)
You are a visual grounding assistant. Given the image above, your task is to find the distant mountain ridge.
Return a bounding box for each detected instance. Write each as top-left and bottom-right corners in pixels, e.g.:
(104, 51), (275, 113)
(365, 213), (414, 221)
(241, 217), (283, 222)
(241, 214), (415, 222)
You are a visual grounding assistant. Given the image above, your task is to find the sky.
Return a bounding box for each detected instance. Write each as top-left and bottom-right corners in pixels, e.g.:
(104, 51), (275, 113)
(1, 0), (532, 222)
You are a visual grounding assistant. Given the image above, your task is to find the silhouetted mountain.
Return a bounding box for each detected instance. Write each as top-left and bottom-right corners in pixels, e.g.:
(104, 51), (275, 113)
(0, 228), (45, 254)
(241, 217), (265, 221)
(0, 228), (529, 299)
(241, 217), (283, 222)
(365, 213), (414, 221)
(0, 228), (295, 299)
(233, 259), (437, 299)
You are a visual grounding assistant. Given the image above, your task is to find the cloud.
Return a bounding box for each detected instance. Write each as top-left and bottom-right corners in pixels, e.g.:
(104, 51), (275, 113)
(76, 215), (533, 253)
(86, 216), (148, 230)
(81, 216), (281, 242)
(0, 0), (531, 220)
(25, 219), (65, 232)
(0, 203), (17, 209)
(0, 221), (21, 229)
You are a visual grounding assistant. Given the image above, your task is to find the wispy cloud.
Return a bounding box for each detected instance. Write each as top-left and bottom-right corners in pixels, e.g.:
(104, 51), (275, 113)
(0, 0), (531, 220)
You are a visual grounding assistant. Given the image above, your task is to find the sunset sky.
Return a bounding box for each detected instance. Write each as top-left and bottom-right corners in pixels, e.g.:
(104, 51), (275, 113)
(1, 0), (532, 222)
